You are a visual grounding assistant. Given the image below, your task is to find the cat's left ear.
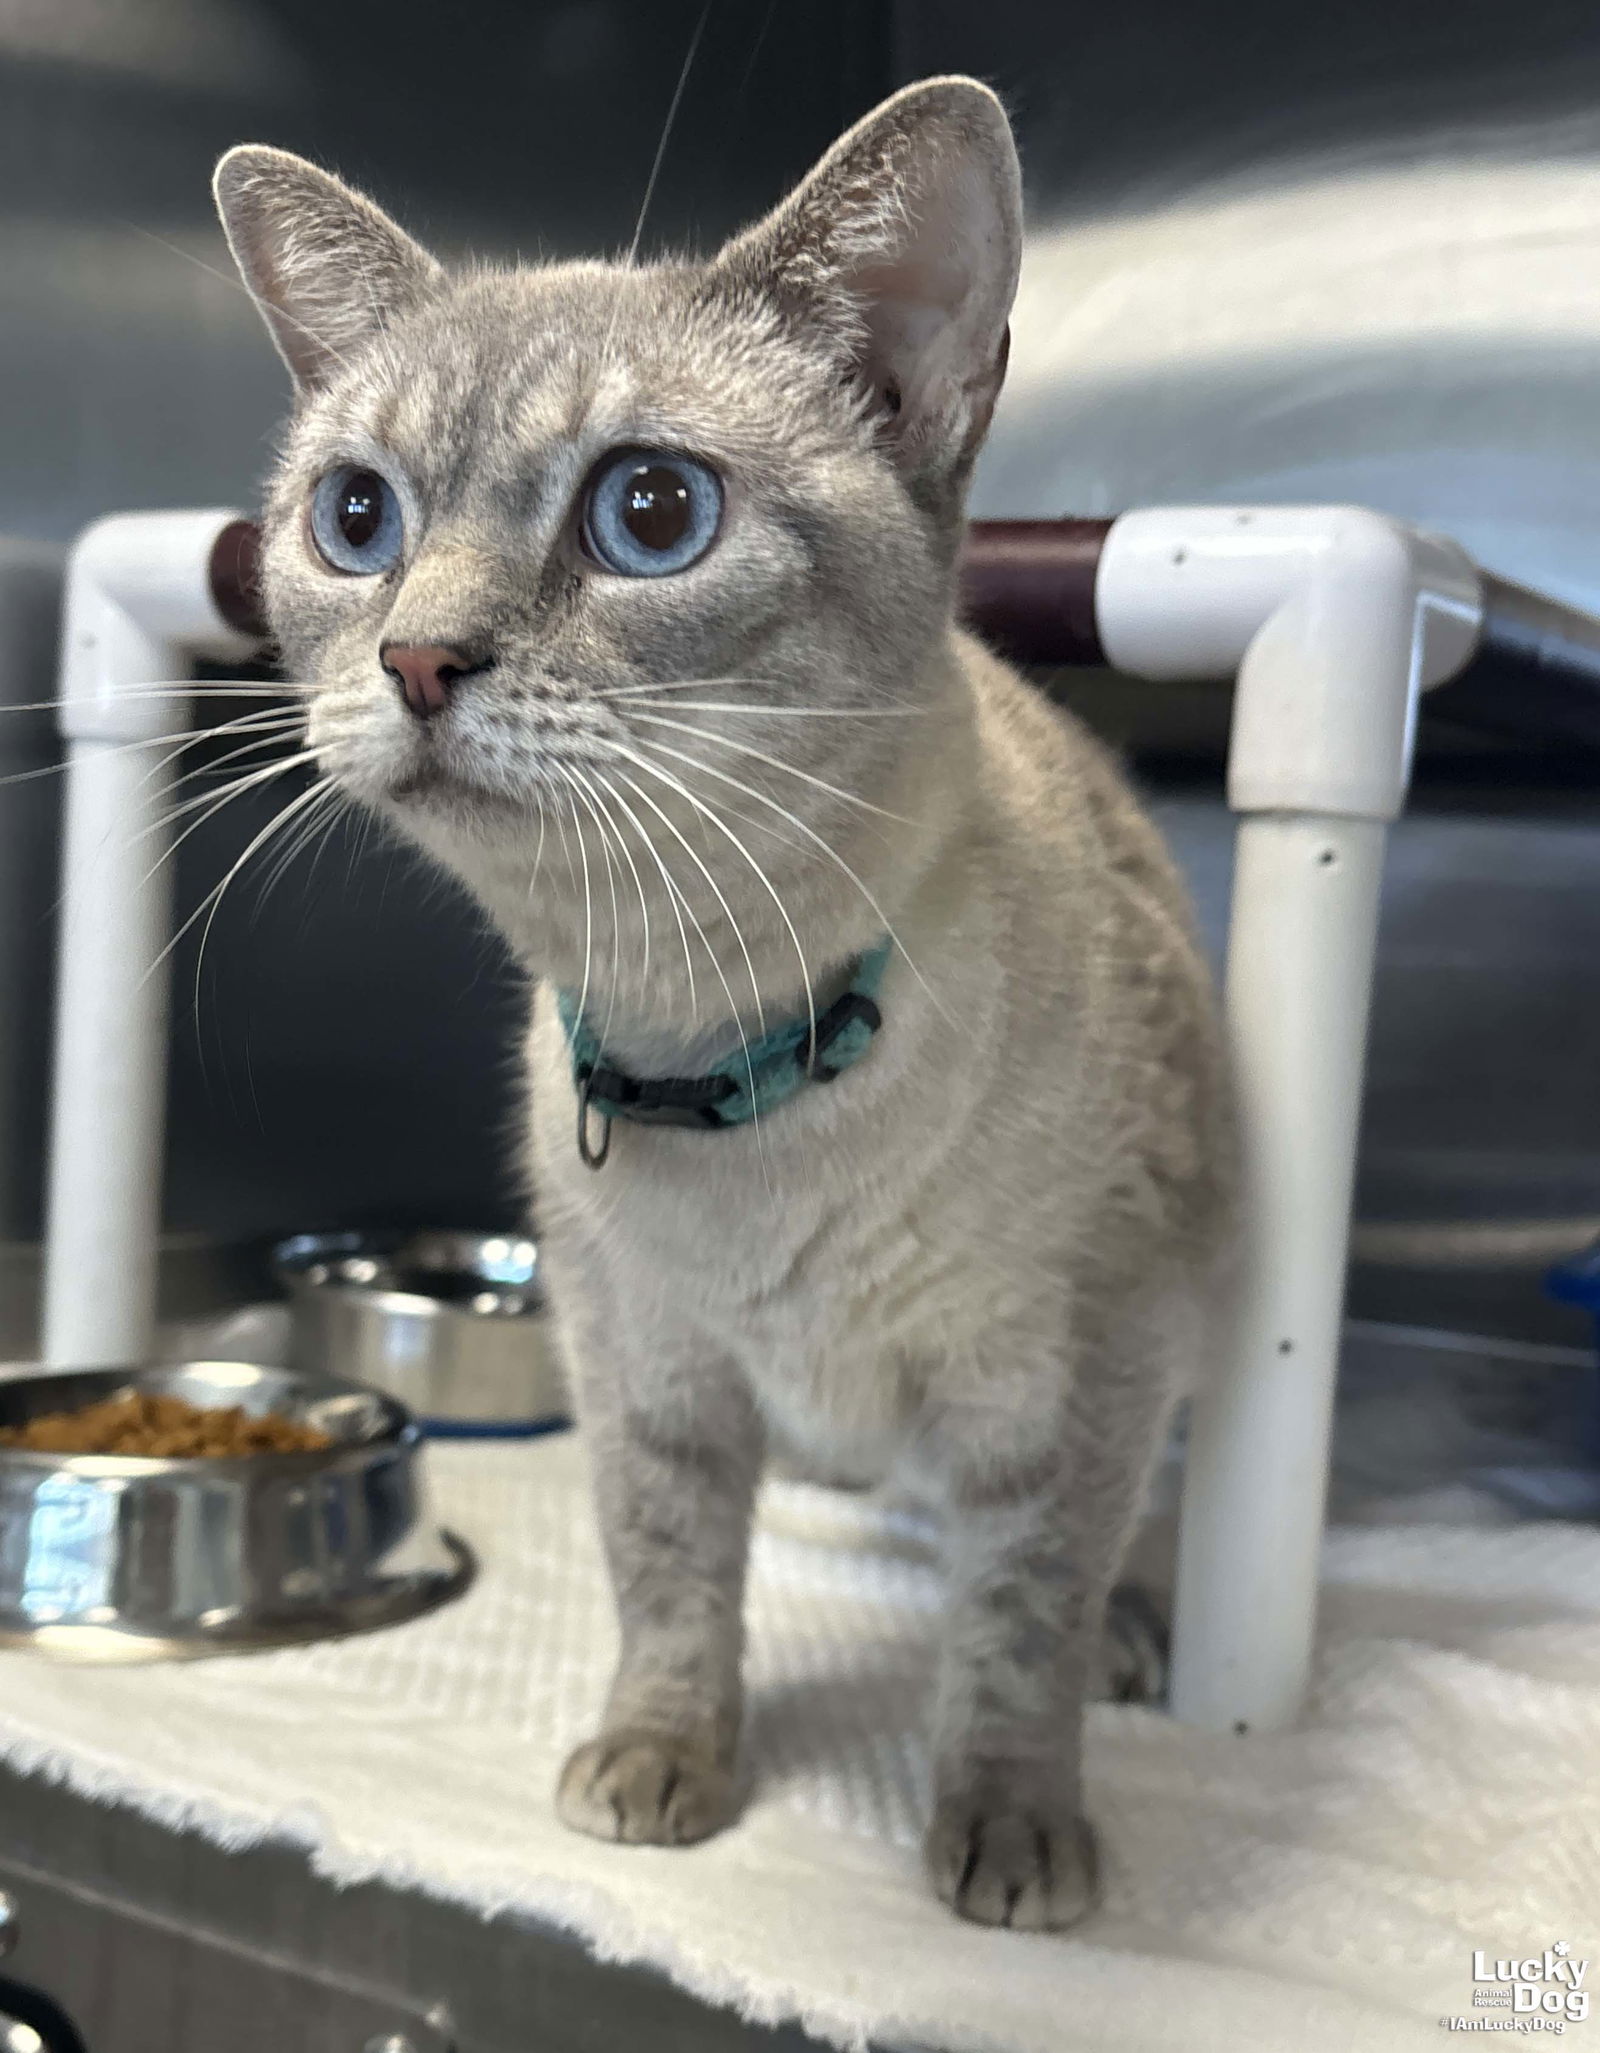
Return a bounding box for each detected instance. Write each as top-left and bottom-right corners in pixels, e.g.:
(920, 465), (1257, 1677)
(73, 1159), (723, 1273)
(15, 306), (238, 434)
(214, 145), (443, 390)
(714, 77), (1021, 495)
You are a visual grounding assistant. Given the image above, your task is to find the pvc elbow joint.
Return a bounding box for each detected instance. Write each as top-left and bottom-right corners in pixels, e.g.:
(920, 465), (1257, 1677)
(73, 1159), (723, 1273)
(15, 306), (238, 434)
(1094, 506), (1483, 821)
(58, 510), (264, 744)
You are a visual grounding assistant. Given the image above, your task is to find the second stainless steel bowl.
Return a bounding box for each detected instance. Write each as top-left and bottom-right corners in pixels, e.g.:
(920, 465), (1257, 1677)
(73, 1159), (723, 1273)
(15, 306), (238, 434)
(274, 1229), (567, 1433)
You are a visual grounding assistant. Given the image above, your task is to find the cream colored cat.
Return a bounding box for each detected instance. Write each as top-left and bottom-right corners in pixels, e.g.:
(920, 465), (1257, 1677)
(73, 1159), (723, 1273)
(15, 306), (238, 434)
(215, 75), (1234, 1929)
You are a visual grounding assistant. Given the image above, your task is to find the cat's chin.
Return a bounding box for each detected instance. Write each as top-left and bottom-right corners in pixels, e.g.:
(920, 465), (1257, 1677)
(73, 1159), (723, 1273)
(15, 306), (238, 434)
(383, 762), (527, 825)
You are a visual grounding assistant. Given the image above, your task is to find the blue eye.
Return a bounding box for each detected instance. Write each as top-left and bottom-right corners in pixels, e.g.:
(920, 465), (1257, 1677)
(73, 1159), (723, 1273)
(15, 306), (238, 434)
(309, 464), (405, 575)
(581, 450), (722, 577)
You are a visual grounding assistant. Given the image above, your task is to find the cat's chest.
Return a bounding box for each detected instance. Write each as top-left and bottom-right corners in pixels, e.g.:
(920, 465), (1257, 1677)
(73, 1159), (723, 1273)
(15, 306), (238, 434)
(628, 1181), (958, 1471)
(728, 1284), (920, 1477)
(545, 1141), (924, 1437)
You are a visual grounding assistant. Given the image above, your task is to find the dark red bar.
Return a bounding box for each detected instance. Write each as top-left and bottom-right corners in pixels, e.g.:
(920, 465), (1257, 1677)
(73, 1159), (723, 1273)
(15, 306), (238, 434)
(214, 514), (1119, 667)
(212, 516), (1600, 747)
(209, 518), (267, 641)
(958, 517), (1113, 666)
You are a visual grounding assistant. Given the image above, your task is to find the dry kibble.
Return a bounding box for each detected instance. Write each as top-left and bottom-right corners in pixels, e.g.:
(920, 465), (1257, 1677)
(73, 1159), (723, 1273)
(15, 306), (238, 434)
(0, 1390), (330, 1457)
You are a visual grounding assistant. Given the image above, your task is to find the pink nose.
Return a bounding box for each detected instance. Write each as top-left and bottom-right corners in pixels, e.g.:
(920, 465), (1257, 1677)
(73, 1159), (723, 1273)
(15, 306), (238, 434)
(381, 642), (479, 721)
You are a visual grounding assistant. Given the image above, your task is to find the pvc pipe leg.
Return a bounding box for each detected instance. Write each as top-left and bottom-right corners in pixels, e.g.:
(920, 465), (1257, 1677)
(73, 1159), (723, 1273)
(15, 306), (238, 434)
(42, 510), (256, 1368)
(1169, 812), (1387, 1733)
(41, 738), (178, 1366)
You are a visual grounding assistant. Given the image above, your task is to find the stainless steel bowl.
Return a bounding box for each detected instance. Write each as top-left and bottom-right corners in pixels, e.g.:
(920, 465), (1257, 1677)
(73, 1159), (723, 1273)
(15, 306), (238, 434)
(0, 1360), (471, 1659)
(274, 1230), (566, 1433)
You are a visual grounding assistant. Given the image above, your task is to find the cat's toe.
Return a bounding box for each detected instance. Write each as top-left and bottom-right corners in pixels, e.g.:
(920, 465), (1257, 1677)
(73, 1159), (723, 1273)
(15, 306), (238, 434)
(924, 1799), (1098, 1931)
(556, 1731), (737, 1847)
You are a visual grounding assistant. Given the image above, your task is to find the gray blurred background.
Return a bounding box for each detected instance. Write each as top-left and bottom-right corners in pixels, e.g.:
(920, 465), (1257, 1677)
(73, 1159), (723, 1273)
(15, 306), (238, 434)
(0, 0), (1596, 1349)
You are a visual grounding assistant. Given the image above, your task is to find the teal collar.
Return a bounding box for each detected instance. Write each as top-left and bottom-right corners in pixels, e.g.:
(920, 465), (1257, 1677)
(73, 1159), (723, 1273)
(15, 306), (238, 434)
(557, 938), (892, 1168)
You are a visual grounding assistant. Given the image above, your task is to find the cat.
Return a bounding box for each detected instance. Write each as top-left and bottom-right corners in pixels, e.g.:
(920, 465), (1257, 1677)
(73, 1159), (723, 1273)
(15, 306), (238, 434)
(214, 75), (1235, 1930)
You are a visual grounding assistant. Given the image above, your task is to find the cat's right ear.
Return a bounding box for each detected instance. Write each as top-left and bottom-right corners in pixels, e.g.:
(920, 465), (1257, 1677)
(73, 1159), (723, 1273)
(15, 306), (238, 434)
(213, 146), (443, 391)
(712, 78), (1022, 498)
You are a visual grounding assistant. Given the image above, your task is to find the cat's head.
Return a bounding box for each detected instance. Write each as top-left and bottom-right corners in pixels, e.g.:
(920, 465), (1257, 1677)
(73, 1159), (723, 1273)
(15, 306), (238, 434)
(214, 78), (1020, 1005)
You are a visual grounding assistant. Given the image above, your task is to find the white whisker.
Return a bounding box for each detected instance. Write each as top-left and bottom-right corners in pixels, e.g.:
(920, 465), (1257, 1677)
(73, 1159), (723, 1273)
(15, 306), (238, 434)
(253, 779), (348, 911)
(133, 221), (359, 376)
(600, 763), (772, 1172)
(594, 675), (780, 701)
(595, 761), (767, 1039)
(133, 709), (304, 802)
(550, 786), (579, 889)
(615, 699), (917, 719)
(566, 761), (652, 1007)
(566, 780), (597, 1031)
(143, 772), (335, 989)
(133, 729), (309, 861)
(191, 777), (341, 1038)
(561, 766), (624, 1044)
(593, 0), (713, 378)
(592, 768), (698, 1024)
(0, 705), (301, 796)
(594, 674), (919, 714)
(624, 712), (910, 825)
(528, 790), (549, 898)
(623, 0), (712, 270)
(140, 750), (323, 874)
(0, 682), (297, 718)
(596, 743), (817, 1056)
(624, 735), (953, 1027)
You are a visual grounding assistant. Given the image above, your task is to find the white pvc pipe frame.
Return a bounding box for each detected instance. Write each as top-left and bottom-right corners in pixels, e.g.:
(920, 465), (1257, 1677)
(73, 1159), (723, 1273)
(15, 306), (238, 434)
(43, 510), (260, 1372)
(41, 501), (1487, 1736)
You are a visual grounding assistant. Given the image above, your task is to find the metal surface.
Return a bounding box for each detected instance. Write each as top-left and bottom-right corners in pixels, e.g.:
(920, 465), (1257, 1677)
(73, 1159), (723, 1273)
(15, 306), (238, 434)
(1152, 789), (1600, 1348)
(275, 1231), (565, 1431)
(0, 543), (66, 1262)
(0, 1361), (470, 1655)
(934, 2), (1600, 613)
(0, 1762), (831, 2053)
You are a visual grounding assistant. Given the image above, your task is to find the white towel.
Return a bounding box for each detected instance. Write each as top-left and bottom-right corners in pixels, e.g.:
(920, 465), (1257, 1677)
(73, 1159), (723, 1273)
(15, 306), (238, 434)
(1, 1433), (1597, 2053)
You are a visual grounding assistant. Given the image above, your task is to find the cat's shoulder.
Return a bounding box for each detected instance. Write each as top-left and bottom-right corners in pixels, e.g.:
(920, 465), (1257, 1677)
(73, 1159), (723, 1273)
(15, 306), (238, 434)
(952, 625), (1123, 789)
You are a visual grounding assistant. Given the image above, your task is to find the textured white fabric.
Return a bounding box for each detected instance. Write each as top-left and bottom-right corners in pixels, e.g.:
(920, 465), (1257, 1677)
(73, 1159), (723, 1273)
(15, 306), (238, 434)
(1, 1434), (1597, 2053)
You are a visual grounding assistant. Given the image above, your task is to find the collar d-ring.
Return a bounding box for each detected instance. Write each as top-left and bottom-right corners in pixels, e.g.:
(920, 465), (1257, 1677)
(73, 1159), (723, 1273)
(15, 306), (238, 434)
(575, 1067), (612, 1170)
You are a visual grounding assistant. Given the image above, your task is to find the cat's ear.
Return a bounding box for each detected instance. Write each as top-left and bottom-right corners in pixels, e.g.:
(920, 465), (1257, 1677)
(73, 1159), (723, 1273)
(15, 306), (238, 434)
(715, 77), (1021, 486)
(213, 145), (443, 390)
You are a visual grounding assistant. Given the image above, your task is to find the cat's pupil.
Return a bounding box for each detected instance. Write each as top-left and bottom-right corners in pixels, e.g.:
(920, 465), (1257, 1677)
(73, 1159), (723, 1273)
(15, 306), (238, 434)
(337, 471), (385, 549)
(622, 465), (691, 552)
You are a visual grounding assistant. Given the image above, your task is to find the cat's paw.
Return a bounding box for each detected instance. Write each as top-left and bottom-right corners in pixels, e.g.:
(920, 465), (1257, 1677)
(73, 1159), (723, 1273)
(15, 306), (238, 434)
(924, 1797), (1098, 1931)
(1096, 1582), (1170, 1705)
(556, 1730), (737, 1847)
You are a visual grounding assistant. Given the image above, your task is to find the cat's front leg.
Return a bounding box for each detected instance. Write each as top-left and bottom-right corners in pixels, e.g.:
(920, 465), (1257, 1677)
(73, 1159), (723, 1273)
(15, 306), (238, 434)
(920, 1301), (1182, 1929)
(556, 1322), (763, 1848)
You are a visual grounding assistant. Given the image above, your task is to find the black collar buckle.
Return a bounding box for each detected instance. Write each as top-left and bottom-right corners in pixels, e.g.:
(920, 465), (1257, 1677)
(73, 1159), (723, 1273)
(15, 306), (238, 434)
(797, 989), (883, 1082)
